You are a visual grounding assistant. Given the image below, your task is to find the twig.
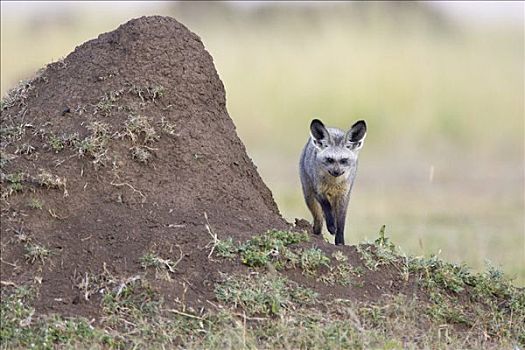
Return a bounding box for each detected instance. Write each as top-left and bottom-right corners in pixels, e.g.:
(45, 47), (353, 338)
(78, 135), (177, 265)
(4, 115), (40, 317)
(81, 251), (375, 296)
(1, 280), (18, 287)
(168, 308), (204, 320)
(204, 212), (219, 259)
(0, 258), (18, 268)
(172, 244), (184, 270)
(110, 181), (146, 203)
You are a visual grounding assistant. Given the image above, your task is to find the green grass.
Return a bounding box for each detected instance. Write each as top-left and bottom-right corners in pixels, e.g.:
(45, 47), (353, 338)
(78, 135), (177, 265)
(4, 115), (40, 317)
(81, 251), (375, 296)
(214, 272), (318, 316)
(24, 242), (52, 264)
(2, 231), (523, 349)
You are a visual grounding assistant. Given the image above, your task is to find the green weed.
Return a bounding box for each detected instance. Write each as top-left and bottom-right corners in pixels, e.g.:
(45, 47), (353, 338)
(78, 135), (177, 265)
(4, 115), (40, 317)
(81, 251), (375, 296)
(300, 247), (330, 276)
(214, 273), (317, 316)
(238, 230), (309, 268)
(24, 243), (52, 264)
(215, 237), (238, 259)
(28, 197), (43, 209)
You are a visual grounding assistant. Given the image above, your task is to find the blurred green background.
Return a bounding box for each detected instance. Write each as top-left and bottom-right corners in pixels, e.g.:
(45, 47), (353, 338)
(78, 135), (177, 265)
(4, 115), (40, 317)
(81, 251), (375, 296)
(1, 2), (523, 284)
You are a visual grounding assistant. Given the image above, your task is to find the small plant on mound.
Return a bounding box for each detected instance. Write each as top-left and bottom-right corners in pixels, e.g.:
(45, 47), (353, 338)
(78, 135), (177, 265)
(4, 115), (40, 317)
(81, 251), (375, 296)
(357, 225), (399, 270)
(74, 121), (112, 168)
(124, 114), (159, 164)
(214, 272), (317, 316)
(24, 242), (52, 264)
(94, 90), (123, 116)
(15, 143), (35, 155)
(237, 230), (309, 268)
(214, 231), (338, 278)
(125, 115), (158, 144)
(215, 237), (237, 259)
(48, 134), (65, 153)
(128, 84), (165, 103)
(300, 247), (330, 276)
(2, 172), (25, 198)
(27, 197), (43, 210)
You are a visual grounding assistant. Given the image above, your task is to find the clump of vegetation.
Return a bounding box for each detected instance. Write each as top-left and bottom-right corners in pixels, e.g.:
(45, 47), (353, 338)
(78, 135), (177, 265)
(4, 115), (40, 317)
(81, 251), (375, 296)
(130, 145), (153, 164)
(28, 197), (43, 209)
(1, 76), (39, 110)
(318, 263), (356, 286)
(300, 247), (330, 276)
(124, 114), (159, 164)
(24, 242), (52, 264)
(15, 143), (35, 155)
(35, 169), (68, 197)
(48, 134), (65, 153)
(140, 252), (181, 281)
(214, 272), (317, 316)
(125, 115), (158, 144)
(94, 90), (123, 116)
(74, 121), (112, 168)
(128, 84), (165, 103)
(160, 116), (177, 136)
(3, 172), (24, 196)
(356, 225), (400, 271)
(215, 237), (237, 259)
(237, 230), (309, 268)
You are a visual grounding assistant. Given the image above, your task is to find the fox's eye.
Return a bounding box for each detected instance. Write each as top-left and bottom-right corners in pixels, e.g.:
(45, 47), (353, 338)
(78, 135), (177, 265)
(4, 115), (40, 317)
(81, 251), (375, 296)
(340, 158), (349, 165)
(325, 157), (335, 164)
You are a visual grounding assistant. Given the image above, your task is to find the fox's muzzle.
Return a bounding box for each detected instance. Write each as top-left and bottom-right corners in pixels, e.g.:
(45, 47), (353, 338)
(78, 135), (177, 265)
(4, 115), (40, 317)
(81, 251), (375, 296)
(329, 169), (344, 177)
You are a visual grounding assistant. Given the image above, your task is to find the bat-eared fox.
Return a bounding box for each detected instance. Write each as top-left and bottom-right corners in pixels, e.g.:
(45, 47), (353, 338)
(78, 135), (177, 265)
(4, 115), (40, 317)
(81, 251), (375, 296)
(299, 119), (367, 245)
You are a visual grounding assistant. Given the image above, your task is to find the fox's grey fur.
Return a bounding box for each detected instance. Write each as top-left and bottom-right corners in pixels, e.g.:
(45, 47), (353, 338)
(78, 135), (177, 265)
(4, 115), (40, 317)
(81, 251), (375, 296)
(299, 119), (367, 245)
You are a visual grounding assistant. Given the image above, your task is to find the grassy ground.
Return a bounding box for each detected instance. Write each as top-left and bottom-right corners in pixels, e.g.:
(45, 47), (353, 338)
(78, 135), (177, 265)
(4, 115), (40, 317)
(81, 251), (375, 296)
(1, 230), (524, 349)
(1, 2), (523, 285)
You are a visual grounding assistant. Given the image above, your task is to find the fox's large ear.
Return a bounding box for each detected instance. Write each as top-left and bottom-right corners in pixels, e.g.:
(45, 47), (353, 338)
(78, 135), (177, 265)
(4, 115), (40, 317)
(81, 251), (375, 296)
(310, 119), (330, 149)
(345, 120), (367, 150)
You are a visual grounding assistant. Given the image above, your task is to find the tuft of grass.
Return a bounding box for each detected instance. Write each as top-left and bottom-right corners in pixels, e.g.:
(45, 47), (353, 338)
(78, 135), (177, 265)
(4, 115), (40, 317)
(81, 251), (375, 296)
(74, 122), (111, 168)
(130, 146), (152, 164)
(125, 114), (158, 145)
(160, 116), (177, 136)
(357, 226), (400, 271)
(300, 247), (330, 276)
(140, 252), (178, 273)
(0, 77), (37, 110)
(5, 172), (24, 192)
(35, 170), (67, 196)
(27, 197), (43, 209)
(214, 272), (317, 316)
(24, 243), (52, 264)
(319, 263), (355, 286)
(94, 90), (123, 116)
(48, 134), (65, 153)
(238, 230), (309, 268)
(215, 237), (238, 259)
(128, 84), (165, 103)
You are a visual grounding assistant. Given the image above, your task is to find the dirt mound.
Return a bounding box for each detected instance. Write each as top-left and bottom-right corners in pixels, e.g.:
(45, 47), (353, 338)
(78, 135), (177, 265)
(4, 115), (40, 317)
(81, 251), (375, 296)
(1, 16), (291, 318)
(2, 16), (427, 321)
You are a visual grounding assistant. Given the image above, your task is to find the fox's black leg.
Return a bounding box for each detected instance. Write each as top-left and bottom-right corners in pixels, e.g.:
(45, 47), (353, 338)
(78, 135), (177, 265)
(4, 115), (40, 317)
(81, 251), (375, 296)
(334, 197), (350, 245)
(317, 196), (336, 235)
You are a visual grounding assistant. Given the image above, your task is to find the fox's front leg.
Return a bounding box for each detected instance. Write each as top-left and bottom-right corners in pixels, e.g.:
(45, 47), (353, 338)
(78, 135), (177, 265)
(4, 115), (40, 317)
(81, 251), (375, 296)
(305, 194), (323, 235)
(317, 196), (337, 235)
(334, 196), (350, 245)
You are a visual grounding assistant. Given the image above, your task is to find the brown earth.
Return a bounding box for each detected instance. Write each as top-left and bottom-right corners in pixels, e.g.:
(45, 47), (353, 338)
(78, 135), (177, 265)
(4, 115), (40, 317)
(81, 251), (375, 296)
(1, 16), (422, 320)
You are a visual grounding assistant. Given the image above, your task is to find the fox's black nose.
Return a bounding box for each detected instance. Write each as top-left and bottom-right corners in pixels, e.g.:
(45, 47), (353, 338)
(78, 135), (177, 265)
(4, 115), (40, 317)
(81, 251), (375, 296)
(330, 170), (344, 177)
